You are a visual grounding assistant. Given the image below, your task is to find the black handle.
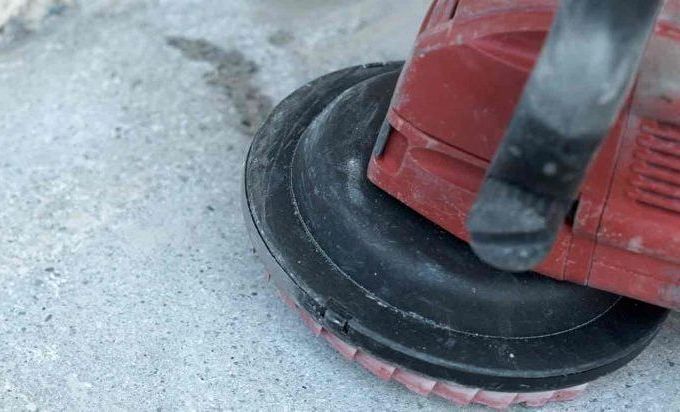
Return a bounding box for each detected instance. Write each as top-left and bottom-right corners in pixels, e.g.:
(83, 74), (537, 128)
(467, 0), (662, 272)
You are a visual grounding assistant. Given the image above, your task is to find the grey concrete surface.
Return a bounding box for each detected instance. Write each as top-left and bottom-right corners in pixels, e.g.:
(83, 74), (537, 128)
(0, 1), (677, 410)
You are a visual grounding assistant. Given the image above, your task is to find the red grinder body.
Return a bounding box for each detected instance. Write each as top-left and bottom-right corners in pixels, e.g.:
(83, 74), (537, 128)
(369, 0), (680, 309)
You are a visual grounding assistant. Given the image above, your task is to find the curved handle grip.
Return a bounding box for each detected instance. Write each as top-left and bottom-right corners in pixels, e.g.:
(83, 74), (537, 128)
(467, 0), (662, 272)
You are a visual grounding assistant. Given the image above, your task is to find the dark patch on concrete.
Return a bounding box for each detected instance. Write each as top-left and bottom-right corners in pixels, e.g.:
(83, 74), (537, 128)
(0, 19), (31, 47)
(166, 36), (273, 134)
(268, 30), (294, 46)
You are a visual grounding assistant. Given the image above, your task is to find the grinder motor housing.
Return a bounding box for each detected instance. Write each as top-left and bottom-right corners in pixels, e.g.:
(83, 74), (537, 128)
(368, 0), (680, 309)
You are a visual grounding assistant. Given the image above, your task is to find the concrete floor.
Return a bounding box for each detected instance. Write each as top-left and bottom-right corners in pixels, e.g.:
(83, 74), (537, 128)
(0, 1), (677, 410)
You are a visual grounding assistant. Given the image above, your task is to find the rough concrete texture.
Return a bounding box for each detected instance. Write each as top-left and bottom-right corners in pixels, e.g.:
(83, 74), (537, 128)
(0, 0), (677, 410)
(0, 0), (70, 29)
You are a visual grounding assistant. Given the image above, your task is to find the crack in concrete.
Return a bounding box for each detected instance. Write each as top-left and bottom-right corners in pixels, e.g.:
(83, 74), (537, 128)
(166, 36), (273, 135)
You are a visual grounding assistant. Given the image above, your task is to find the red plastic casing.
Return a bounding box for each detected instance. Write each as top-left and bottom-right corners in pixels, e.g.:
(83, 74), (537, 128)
(368, 0), (680, 309)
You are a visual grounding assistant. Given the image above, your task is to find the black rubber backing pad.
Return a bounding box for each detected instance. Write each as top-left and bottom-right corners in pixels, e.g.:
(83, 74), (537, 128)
(243, 63), (669, 392)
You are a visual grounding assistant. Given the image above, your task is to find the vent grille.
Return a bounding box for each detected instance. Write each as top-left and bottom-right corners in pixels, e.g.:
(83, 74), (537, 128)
(427, 0), (459, 28)
(629, 121), (680, 214)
